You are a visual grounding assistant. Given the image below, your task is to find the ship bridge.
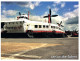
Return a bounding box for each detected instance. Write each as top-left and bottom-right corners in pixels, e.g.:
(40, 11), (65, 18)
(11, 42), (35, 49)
(17, 14), (28, 20)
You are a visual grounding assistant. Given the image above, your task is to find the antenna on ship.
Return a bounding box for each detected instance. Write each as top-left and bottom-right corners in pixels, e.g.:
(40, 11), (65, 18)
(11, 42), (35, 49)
(19, 12), (21, 16)
(57, 21), (64, 27)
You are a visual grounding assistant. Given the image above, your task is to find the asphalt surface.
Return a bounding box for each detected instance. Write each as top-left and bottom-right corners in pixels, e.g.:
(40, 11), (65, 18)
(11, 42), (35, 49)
(1, 36), (78, 59)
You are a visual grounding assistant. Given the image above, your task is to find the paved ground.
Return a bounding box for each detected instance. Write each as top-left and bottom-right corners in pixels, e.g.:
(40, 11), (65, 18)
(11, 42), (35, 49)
(1, 36), (78, 60)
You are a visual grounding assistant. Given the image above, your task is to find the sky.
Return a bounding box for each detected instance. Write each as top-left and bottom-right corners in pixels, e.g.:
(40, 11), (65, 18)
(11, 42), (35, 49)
(1, 1), (79, 31)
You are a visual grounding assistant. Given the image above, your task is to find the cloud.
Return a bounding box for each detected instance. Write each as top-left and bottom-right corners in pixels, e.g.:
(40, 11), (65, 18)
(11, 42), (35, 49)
(68, 8), (71, 11)
(74, 5), (78, 8)
(64, 24), (78, 31)
(1, 15), (6, 18)
(44, 8), (59, 15)
(65, 16), (78, 24)
(63, 8), (78, 18)
(2, 2), (40, 10)
(52, 8), (59, 13)
(34, 1), (40, 6)
(53, 1), (61, 7)
(63, 8), (78, 31)
(2, 10), (18, 16)
(29, 15), (46, 22)
(29, 2), (35, 10)
(47, 6), (51, 9)
(42, 11), (48, 16)
(18, 2), (40, 10)
(54, 1), (61, 4)
(1, 13), (47, 23)
(1, 15), (17, 21)
(61, 3), (65, 8)
(1, 9), (18, 21)
(53, 1), (65, 8)
(52, 16), (64, 23)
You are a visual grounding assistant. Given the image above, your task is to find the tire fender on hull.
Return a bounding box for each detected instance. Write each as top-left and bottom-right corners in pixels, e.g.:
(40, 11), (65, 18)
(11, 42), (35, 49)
(27, 30), (34, 38)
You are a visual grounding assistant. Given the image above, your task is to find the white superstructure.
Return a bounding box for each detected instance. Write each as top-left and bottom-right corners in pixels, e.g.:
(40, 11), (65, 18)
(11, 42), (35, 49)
(1, 10), (66, 38)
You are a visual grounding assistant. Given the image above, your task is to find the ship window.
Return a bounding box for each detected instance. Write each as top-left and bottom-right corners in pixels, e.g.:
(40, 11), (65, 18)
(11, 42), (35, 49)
(5, 23), (6, 25)
(19, 16), (28, 19)
(13, 22), (14, 24)
(35, 25), (38, 28)
(1, 22), (4, 28)
(53, 26), (55, 28)
(59, 28), (61, 30)
(46, 25), (48, 28)
(8, 27), (9, 29)
(57, 27), (59, 29)
(25, 17), (28, 19)
(39, 25), (41, 28)
(56, 27), (58, 29)
(8, 27), (10, 29)
(51, 26), (53, 28)
(23, 21), (24, 23)
(55, 26), (58, 29)
(11, 27), (13, 29)
(20, 22), (22, 24)
(16, 22), (18, 24)
(55, 27), (57, 29)
(51, 26), (54, 28)
(43, 25), (45, 28)
(7, 27), (8, 29)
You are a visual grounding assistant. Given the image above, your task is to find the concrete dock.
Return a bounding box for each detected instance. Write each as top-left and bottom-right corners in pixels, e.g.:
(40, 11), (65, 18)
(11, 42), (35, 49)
(1, 36), (78, 59)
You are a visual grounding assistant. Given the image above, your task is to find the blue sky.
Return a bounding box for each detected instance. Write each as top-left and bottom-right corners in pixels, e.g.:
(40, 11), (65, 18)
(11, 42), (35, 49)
(1, 1), (78, 16)
(1, 1), (79, 31)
